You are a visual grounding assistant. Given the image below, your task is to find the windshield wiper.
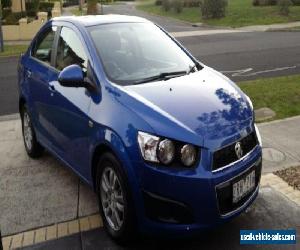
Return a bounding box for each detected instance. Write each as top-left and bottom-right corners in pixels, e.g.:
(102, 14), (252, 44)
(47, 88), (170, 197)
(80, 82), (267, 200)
(187, 62), (202, 75)
(133, 71), (187, 84)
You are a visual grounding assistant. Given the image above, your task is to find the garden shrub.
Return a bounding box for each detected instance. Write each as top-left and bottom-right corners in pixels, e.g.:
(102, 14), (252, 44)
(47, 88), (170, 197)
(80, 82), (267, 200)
(253, 0), (278, 6)
(26, 0), (40, 15)
(3, 12), (26, 25)
(155, 0), (162, 5)
(278, 0), (293, 15)
(172, 0), (183, 13)
(63, 0), (79, 7)
(12, 11), (27, 19)
(2, 0), (12, 8)
(183, 0), (201, 7)
(200, 0), (228, 19)
(39, 2), (54, 17)
(3, 13), (18, 25)
(158, 0), (201, 8)
(291, 0), (300, 5)
(26, 9), (37, 17)
(162, 0), (171, 11)
(2, 9), (12, 19)
(39, 2), (54, 12)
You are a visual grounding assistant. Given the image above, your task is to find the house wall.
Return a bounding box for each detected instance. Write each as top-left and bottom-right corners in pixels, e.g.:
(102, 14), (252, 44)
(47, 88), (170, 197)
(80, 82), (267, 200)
(3, 12), (47, 41)
(3, 2), (62, 41)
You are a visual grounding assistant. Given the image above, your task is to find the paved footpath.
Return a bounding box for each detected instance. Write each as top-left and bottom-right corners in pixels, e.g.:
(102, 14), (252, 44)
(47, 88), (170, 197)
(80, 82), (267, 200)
(0, 115), (299, 249)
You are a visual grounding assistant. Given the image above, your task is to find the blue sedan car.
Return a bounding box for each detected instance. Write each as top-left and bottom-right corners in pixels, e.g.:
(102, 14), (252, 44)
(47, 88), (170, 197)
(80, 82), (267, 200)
(18, 15), (262, 242)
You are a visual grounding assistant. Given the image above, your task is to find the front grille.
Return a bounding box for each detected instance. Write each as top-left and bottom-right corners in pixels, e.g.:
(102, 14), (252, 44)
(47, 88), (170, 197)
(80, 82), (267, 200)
(212, 131), (258, 171)
(216, 160), (262, 216)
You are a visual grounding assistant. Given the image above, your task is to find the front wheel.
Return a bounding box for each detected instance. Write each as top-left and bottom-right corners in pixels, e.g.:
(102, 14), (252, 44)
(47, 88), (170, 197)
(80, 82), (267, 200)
(21, 106), (44, 158)
(96, 152), (136, 244)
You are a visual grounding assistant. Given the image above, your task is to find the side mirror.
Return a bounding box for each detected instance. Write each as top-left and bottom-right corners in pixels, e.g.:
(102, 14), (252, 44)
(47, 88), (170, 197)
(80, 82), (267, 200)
(58, 64), (85, 88)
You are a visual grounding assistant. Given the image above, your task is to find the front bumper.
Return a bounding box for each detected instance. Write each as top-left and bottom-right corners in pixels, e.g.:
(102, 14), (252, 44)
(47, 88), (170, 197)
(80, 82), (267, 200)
(135, 145), (262, 235)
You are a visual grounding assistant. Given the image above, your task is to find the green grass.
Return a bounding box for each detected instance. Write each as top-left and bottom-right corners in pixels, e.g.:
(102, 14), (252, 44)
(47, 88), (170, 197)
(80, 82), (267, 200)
(137, 0), (300, 27)
(0, 45), (28, 57)
(137, 1), (201, 23)
(238, 74), (300, 120)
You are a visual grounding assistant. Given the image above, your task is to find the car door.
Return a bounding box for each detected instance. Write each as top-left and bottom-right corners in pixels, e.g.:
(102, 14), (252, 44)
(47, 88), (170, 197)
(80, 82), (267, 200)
(47, 24), (93, 177)
(25, 25), (58, 148)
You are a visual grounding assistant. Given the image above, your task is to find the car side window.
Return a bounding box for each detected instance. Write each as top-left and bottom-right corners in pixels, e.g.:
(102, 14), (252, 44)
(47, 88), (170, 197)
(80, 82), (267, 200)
(32, 26), (57, 65)
(56, 27), (88, 73)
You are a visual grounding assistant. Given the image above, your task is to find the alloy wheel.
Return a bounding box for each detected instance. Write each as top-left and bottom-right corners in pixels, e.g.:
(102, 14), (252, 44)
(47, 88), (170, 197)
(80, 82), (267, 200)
(100, 167), (125, 231)
(23, 112), (33, 151)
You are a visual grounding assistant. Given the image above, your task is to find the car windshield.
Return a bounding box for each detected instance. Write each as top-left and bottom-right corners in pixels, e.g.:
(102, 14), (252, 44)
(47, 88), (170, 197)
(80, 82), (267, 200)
(89, 22), (198, 86)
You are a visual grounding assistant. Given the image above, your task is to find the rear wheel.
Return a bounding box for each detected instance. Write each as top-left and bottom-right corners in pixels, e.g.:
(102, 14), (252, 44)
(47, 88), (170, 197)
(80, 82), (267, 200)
(21, 105), (44, 158)
(96, 152), (136, 244)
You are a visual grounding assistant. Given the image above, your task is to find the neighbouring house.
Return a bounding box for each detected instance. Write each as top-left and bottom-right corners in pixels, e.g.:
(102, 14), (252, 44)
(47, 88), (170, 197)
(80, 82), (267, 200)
(2, 1), (61, 41)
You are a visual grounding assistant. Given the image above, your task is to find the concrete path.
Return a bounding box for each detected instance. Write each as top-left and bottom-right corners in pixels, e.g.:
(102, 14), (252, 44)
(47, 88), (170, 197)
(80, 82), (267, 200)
(239, 21), (300, 32)
(260, 116), (300, 173)
(170, 29), (247, 38)
(0, 116), (299, 238)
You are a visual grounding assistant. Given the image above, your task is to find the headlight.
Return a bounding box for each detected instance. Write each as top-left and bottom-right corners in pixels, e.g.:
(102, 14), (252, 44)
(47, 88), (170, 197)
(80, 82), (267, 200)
(181, 144), (197, 167)
(137, 131), (199, 167)
(137, 131), (159, 163)
(157, 139), (175, 165)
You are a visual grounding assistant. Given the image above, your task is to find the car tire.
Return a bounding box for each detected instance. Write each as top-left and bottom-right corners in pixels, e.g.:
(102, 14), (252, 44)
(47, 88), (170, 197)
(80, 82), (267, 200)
(21, 105), (44, 158)
(96, 152), (136, 244)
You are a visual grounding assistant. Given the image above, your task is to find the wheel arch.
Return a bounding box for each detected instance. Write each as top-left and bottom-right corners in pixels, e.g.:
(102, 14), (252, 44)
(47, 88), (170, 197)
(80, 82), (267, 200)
(90, 135), (140, 197)
(91, 143), (117, 191)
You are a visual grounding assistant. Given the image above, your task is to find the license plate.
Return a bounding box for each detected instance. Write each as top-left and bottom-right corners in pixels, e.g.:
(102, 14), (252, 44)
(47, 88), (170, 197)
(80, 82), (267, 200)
(233, 170), (255, 203)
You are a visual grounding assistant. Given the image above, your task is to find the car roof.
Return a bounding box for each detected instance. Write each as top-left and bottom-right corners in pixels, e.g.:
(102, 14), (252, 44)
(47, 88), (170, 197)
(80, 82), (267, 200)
(52, 14), (151, 27)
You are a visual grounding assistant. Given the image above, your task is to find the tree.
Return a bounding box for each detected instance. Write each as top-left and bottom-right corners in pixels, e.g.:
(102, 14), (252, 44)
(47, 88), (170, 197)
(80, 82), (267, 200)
(0, 0), (4, 52)
(200, 0), (228, 19)
(87, 0), (98, 15)
(278, 0), (293, 15)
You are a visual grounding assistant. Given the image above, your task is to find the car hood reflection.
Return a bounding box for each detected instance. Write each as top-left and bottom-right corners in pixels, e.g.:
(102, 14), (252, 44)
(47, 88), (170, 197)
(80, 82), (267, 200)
(119, 67), (253, 148)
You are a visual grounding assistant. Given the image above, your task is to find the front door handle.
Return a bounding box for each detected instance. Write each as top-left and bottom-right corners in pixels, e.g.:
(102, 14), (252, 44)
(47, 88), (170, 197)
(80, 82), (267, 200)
(49, 84), (56, 92)
(26, 70), (32, 78)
